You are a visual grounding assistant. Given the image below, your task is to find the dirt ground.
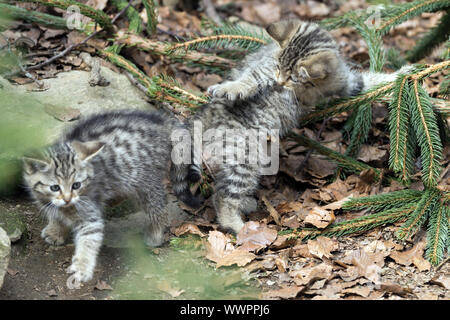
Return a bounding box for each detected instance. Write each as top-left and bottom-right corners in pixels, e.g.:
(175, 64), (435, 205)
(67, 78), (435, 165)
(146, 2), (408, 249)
(1, 192), (449, 300)
(0, 196), (125, 300)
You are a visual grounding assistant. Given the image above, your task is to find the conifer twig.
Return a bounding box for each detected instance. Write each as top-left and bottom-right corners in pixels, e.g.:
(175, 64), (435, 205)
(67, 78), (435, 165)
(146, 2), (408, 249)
(13, 0), (114, 32)
(117, 31), (235, 68)
(0, 3), (68, 29)
(171, 34), (267, 50)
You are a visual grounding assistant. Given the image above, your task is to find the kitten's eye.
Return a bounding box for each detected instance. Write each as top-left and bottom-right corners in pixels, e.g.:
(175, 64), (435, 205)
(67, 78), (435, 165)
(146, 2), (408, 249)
(50, 185), (60, 192)
(72, 182), (81, 190)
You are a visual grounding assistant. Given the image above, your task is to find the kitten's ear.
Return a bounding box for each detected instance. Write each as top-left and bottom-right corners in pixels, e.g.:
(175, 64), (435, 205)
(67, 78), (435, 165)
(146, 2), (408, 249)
(266, 20), (301, 46)
(23, 157), (50, 174)
(71, 141), (104, 161)
(300, 51), (339, 80)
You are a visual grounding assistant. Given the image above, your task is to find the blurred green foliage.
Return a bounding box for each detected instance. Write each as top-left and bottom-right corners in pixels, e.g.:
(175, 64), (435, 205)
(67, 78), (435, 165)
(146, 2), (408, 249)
(0, 87), (49, 194)
(0, 12), (49, 194)
(112, 234), (261, 300)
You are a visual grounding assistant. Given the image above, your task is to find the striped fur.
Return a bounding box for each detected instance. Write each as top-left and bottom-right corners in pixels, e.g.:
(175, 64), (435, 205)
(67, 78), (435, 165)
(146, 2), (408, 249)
(23, 110), (199, 287)
(195, 20), (412, 233)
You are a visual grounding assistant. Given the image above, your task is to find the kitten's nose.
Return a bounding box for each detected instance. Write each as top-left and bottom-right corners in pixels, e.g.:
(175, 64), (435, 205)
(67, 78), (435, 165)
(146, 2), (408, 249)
(63, 193), (72, 204)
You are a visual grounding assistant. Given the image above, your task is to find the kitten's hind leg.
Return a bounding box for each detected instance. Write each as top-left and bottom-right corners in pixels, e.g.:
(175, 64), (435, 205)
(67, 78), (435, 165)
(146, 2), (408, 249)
(139, 186), (169, 248)
(213, 164), (260, 234)
(41, 218), (70, 246)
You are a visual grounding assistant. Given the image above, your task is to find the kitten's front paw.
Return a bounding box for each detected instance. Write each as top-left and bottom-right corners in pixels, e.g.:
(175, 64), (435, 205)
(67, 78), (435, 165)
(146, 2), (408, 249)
(208, 82), (248, 100)
(65, 258), (94, 289)
(41, 225), (66, 246)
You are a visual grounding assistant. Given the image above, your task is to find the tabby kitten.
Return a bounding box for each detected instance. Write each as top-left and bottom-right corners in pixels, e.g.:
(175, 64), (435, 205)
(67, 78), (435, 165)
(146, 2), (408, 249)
(23, 110), (199, 288)
(187, 19), (411, 234)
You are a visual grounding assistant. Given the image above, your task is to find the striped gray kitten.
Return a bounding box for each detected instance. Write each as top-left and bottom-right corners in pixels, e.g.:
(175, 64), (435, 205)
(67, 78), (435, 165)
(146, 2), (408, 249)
(188, 19), (411, 233)
(23, 110), (199, 288)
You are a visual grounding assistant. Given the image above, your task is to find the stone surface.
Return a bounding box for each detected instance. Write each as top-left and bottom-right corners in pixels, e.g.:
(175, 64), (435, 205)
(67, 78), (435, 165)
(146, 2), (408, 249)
(1, 63), (153, 142)
(0, 207), (26, 243)
(0, 62), (155, 190)
(0, 227), (11, 289)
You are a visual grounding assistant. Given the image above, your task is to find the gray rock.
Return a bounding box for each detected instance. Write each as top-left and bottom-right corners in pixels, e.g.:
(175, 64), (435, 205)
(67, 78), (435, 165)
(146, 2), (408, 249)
(0, 60), (156, 190)
(0, 227), (11, 289)
(0, 208), (26, 243)
(1, 61), (154, 142)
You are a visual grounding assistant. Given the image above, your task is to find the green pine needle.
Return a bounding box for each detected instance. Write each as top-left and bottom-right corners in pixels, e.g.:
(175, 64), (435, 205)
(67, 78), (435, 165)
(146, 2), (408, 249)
(397, 188), (441, 240)
(426, 202), (449, 265)
(343, 189), (423, 212)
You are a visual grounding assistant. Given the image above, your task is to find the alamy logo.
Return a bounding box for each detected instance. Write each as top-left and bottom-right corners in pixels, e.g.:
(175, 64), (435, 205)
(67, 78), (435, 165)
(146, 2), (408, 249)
(171, 121), (280, 175)
(66, 5), (83, 30)
(365, 5), (383, 29)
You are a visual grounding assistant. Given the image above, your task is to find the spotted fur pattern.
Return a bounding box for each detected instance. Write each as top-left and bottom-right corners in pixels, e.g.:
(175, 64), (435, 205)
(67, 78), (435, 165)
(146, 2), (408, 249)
(193, 20), (411, 233)
(23, 110), (199, 287)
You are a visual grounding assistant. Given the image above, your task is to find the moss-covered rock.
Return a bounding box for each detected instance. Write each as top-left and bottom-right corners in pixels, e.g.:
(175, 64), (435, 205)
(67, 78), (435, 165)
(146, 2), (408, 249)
(0, 227), (11, 289)
(0, 208), (26, 243)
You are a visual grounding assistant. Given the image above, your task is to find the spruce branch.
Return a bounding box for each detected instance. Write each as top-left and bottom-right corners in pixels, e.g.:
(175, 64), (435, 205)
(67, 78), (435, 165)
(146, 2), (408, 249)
(170, 25), (270, 52)
(410, 79), (443, 188)
(300, 205), (415, 241)
(344, 103), (372, 158)
(299, 82), (395, 125)
(377, 0), (450, 35)
(426, 201), (449, 265)
(101, 48), (206, 108)
(12, 0), (114, 32)
(0, 3), (68, 29)
(388, 74), (417, 183)
(142, 0), (157, 36)
(343, 189), (423, 212)
(300, 61), (449, 126)
(288, 133), (382, 180)
(111, 0), (142, 33)
(407, 10), (450, 62)
(117, 31), (235, 68)
(396, 188), (441, 240)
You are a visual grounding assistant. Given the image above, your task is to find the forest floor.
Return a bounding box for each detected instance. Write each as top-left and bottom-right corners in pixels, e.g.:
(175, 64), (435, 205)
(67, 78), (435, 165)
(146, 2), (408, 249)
(0, 0), (449, 300)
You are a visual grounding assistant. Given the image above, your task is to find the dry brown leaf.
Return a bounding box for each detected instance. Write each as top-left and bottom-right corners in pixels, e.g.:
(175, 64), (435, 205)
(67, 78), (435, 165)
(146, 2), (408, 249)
(261, 196), (281, 225)
(156, 280), (185, 298)
(304, 207), (335, 229)
(262, 285), (304, 300)
(379, 283), (413, 297)
(322, 194), (355, 210)
(236, 221), (278, 252)
(307, 237), (339, 260)
(204, 230), (234, 263)
(275, 201), (303, 214)
(281, 214), (301, 229)
(216, 250), (256, 268)
(291, 263), (333, 286)
(430, 275), (450, 290)
(270, 234), (296, 250)
(357, 145), (387, 163)
(305, 157), (337, 179)
(389, 239), (430, 271)
(94, 280), (113, 291)
(172, 223), (206, 238)
(341, 286), (372, 298)
(349, 249), (384, 284)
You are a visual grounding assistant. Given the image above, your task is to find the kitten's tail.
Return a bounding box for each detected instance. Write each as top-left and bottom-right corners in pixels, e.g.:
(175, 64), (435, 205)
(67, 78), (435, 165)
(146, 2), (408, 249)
(359, 65), (414, 93)
(170, 163), (203, 209)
